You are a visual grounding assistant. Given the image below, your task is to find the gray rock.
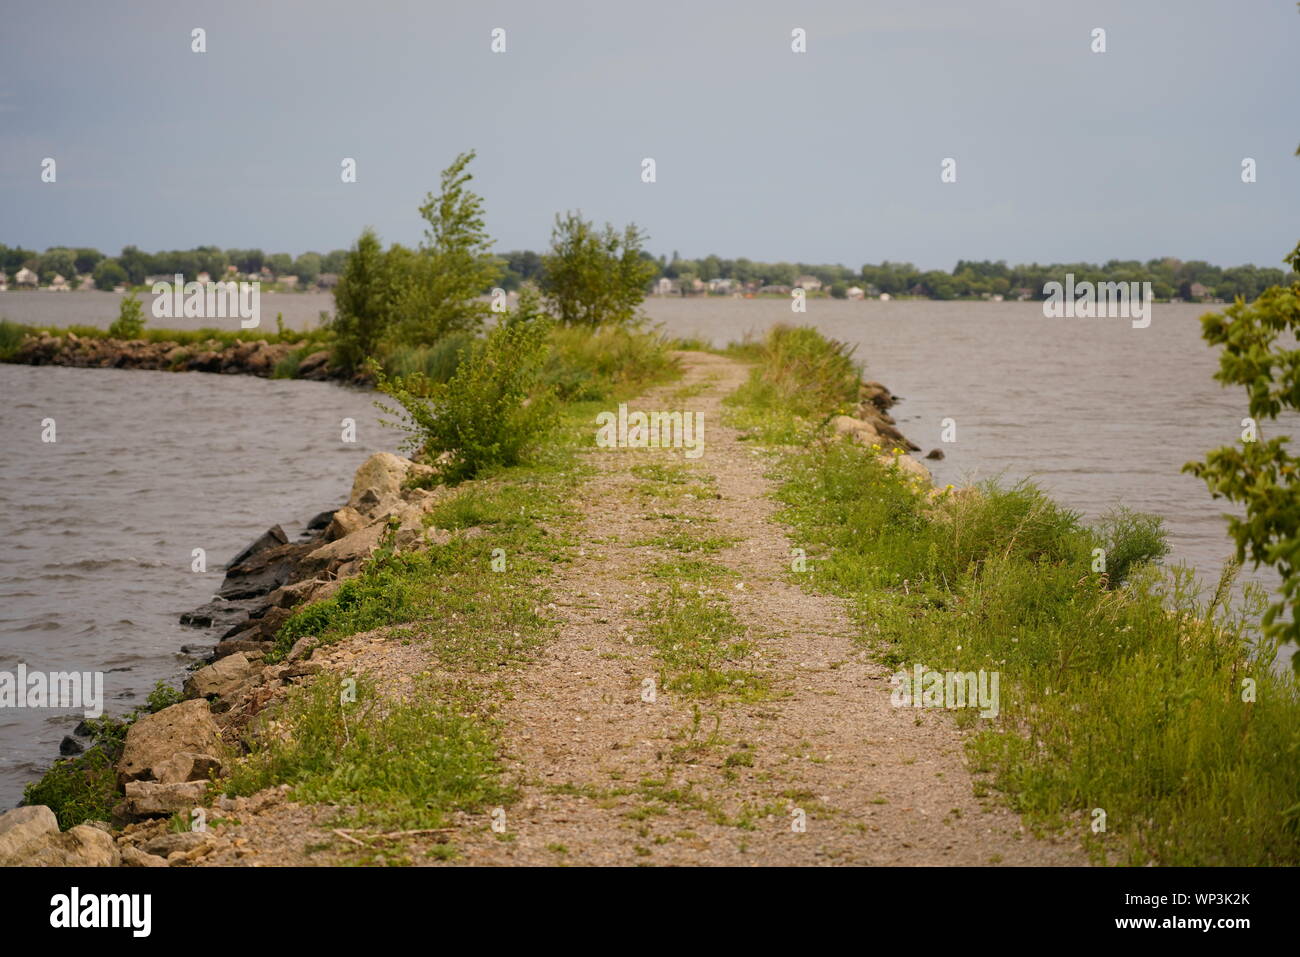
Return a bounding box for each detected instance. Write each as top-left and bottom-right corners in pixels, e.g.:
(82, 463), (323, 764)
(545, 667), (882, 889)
(120, 845), (169, 867)
(141, 830), (209, 857)
(117, 699), (224, 784)
(0, 808), (120, 866)
(0, 806), (59, 863)
(185, 652), (258, 700)
(123, 780), (209, 818)
(227, 524), (289, 569)
(154, 751), (223, 786)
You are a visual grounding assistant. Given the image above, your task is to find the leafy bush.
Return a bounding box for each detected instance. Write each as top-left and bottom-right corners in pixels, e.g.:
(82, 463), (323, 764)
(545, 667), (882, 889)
(107, 293), (146, 338)
(1185, 241), (1300, 666)
(329, 228), (395, 374)
(1093, 506), (1170, 587)
(375, 297), (557, 482)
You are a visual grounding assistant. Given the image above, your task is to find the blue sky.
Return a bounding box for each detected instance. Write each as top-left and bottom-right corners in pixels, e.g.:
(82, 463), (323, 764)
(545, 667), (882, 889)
(1, 0), (1297, 269)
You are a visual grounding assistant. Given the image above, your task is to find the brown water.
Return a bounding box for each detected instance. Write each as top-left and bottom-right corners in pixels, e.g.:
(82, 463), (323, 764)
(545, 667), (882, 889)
(0, 294), (1288, 807)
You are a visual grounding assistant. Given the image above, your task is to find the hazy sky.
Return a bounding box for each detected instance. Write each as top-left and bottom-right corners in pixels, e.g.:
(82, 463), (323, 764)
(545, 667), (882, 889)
(2, 0), (1296, 270)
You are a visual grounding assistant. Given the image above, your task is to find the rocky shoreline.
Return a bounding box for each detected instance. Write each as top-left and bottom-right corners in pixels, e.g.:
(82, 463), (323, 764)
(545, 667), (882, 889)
(7, 330), (345, 381)
(0, 449), (457, 866)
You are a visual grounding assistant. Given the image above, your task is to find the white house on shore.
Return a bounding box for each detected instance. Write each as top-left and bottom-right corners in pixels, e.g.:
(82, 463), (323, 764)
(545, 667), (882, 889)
(48, 273), (71, 292)
(15, 267), (38, 287)
(794, 275), (823, 291)
(846, 286), (865, 300)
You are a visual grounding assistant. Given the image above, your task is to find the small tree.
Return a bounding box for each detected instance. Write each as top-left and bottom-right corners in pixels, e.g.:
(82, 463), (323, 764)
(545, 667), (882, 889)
(330, 228), (393, 373)
(391, 150), (501, 346)
(1184, 241), (1300, 668)
(540, 212), (657, 326)
(108, 293), (146, 339)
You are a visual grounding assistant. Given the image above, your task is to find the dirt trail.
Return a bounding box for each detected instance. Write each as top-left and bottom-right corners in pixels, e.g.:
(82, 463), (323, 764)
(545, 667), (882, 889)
(450, 352), (1086, 866)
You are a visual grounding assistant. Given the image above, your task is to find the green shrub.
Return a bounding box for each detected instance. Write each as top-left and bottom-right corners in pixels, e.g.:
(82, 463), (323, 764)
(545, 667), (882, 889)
(1093, 506), (1171, 587)
(375, 299), (557, 482)
(107, 293), (146, 338)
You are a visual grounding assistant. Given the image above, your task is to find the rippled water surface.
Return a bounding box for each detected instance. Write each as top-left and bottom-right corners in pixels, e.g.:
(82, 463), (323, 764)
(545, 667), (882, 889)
(0, 364), (386, 806)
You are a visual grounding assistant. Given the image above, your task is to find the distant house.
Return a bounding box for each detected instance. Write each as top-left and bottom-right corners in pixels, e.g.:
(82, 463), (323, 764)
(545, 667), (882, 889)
(654, 277), (679, 296)
(706, 277), (735, 294)
(846, 286), (865, 300)
(78, 274), (95, 291)
(144, 275), (173, 285)
(280, 275), (299, 290)
(15, 267), (38, 287)
(49, 273), (71, 292)
(1013, 287), (1033, 301)
(878, 292), (892, 302)
(908, 283), (927, 296)
(1189, 282), (1212, 301)
(316, 273), (340, 290)
(794, 275), (822, 291)
(196, 271), (212, 284)
(758, 284), (792, 295)
(0, 270), (7, 292)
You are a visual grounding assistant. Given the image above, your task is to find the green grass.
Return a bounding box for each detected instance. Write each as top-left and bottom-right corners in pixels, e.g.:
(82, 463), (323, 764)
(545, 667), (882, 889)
(727, 324), (1300, 866)
(636, 573), (767, 701)
(0, 320), (332, 348)
(224, 674), (509, 832)
(0, 319), (28, 360)
(723, 323), (862, 443)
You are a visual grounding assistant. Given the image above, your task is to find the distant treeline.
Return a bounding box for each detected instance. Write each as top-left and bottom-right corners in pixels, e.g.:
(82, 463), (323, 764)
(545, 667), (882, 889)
(0, 245), (350, 289)
(4, 242), (1293, 302)
(499, 251), (1295, 302)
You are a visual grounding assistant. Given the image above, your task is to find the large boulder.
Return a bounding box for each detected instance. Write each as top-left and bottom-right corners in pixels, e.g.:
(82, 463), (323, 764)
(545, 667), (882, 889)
(831, 414), (883, 446)
(117, 699), (224, 785)
(122, 780), (209, 818)
(348, 452), (416, 517)
(185, 652), (258, 700)
(217, 540), (316, 599)
(303, 522), (386, 574)
(155, 752), (224, 786)
(0, 807), (120, 866)
(325, 505), (365, 541)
